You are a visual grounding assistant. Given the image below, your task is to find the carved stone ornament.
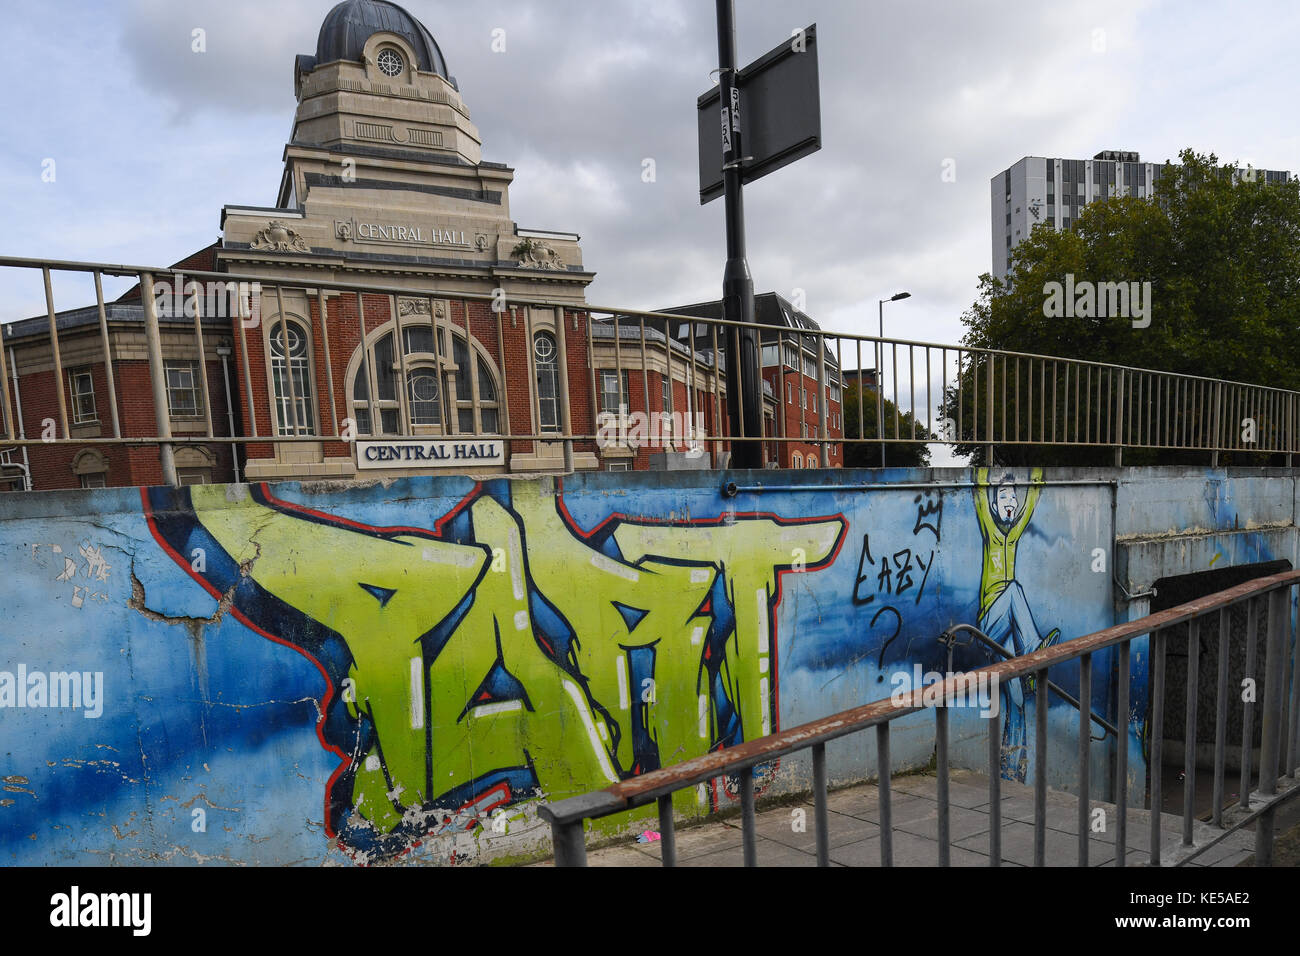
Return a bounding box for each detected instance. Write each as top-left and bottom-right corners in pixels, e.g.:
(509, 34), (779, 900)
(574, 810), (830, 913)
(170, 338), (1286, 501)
(474, 233), (489, 251)
(251, 220), (311, 253)
(335, 219), (353, 241)
(398, 298), (431, 316)
(513, 238), (565, 271)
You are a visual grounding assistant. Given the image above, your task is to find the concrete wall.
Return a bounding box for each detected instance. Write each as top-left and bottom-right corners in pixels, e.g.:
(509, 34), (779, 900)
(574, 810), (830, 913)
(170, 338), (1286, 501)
(0, 465), (1292, 865)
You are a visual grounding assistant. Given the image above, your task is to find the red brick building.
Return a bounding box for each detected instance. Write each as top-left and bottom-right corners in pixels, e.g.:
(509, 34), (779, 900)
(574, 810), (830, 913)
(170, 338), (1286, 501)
(1, 0), (841, 489)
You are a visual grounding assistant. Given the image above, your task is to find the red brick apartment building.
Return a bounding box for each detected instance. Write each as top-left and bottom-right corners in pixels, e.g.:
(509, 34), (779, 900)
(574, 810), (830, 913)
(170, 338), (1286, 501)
(0, 0), (841, 490)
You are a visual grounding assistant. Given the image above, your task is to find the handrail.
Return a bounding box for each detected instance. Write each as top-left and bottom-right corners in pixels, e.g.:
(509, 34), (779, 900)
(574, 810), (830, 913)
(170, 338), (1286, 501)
(539, 568), (1300, 867)
(2, 254), (1298, 484)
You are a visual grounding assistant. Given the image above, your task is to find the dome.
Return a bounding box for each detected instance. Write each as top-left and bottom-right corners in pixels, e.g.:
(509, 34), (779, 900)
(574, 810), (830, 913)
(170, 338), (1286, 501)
(314, 0), (450, 79)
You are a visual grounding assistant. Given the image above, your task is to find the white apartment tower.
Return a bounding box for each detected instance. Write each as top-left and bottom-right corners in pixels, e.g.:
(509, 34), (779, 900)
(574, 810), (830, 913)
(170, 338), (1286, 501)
(991, 151), (1291, 280)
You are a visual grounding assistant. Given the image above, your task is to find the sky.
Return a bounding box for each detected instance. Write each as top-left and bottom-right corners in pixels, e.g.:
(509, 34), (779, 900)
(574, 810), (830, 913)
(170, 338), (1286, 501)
(1, 0), (1298, 361)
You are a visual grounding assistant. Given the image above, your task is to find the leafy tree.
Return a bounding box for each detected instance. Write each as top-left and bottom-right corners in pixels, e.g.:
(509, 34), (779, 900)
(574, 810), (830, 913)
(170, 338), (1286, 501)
(946, 149), (1300, 466)
(843, 383), (932, 467)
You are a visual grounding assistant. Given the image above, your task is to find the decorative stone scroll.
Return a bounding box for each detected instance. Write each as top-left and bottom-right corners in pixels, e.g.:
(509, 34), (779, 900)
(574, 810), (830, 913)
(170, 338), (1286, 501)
(250, 220), (311, 253)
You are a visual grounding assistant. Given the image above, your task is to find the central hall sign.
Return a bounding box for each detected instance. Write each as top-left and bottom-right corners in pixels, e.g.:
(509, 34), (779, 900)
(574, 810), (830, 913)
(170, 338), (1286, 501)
(336, 219), (470, 248)
(355, 439), (505, 469)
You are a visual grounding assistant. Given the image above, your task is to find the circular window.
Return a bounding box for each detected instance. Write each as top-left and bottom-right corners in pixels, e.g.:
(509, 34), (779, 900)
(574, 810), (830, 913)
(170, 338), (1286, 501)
(377, 49), (404, 77)
(534, 334), (556, 364)
(270, 322), (304, 357)
(410, 373), (439, 403)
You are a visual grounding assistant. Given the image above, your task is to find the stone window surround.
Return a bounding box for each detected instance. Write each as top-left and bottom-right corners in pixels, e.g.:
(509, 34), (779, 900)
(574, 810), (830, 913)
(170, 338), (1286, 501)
(261, 297), (319, 438)
(343, 311), (504, 439)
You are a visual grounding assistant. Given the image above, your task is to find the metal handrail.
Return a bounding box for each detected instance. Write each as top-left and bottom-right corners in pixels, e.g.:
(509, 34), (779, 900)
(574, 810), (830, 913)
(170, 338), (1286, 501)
(539, 569), (1300, 867)
(2, 254), (1299, 484)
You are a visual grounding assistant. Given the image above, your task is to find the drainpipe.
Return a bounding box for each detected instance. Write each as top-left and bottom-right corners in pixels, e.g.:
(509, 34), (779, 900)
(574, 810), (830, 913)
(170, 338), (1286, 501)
(216, 343), (241, 483)
(9, 347), (32, 491)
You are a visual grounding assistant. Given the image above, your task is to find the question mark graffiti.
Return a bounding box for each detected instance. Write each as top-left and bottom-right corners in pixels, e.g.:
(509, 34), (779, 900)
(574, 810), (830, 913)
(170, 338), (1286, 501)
(872, 605), (903, 680)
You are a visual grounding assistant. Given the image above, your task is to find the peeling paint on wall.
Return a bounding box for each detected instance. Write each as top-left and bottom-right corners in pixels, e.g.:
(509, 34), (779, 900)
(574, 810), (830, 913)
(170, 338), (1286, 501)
(1, 467), (1287, 864)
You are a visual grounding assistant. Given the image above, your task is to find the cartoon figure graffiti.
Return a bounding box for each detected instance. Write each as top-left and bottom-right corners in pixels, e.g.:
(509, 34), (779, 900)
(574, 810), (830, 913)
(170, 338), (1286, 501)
(972, 467), (1060, 782)
(143, 479), (844, 859)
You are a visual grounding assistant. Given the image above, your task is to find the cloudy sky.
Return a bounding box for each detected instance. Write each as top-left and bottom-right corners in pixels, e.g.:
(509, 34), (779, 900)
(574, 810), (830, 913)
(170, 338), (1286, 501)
(2, 0), (1298, 353)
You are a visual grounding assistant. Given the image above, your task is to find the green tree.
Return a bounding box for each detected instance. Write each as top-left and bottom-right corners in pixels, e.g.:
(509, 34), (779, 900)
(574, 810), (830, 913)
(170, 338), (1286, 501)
(843, 383), (932, 467)
(946, 149), (1300, 466)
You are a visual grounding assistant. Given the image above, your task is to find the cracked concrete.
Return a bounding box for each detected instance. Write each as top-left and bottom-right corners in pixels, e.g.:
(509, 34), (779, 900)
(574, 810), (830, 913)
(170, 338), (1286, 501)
(126, 542), (259, 628)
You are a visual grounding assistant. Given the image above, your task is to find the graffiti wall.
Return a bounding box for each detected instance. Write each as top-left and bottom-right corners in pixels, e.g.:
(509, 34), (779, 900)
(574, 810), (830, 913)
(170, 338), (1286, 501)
(1, 467), (1283, 865)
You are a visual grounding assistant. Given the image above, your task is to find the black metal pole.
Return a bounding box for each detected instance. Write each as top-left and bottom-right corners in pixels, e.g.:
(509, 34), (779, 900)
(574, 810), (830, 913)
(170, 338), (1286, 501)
(716, 0), (762, 469)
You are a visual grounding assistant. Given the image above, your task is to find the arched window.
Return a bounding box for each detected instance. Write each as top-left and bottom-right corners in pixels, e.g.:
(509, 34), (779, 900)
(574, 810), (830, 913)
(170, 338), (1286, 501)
(534, 332), (559, 433)
(269, 320), (315, 436)
(350, 322), (500, 437)
(72, 449), (108, 489)
(792, 453), (802, 468)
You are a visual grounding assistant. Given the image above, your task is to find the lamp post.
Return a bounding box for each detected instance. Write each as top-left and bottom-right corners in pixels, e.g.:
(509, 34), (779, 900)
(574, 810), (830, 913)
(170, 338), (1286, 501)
(877, 291), (910, 466)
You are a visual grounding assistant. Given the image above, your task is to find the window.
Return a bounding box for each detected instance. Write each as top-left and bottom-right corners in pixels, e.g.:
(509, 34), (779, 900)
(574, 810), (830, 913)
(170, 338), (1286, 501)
(407, 369), (442, 426)
(352, 321), (500, 437)
(606, 461), (631, 472)
(599, 369), (630, 415)
(792, 453), (802, 468)
(175, 447), (214, 485)
(69, 369), (96, 424)
(269, 322), (313, 435)
(71, 449), (107, 488)
(166, 362), (203, 419)
(535, 332), (560, 432)
(376, 48), (404, 77)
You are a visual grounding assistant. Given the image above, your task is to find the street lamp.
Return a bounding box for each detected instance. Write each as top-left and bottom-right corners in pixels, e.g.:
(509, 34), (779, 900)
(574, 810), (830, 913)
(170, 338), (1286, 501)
(877, 292), (910, 467)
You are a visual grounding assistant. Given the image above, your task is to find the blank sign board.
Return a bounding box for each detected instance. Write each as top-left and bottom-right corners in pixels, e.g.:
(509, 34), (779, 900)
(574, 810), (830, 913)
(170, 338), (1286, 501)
(697, 23), (821, 204)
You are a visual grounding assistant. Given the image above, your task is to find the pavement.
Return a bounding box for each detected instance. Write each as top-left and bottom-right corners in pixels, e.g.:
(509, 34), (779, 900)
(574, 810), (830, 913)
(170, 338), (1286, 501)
(536, 769), (1261, 867)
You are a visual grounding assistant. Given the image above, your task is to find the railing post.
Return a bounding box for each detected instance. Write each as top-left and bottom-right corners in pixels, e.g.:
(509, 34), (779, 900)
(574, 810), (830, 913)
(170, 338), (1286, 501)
(139, 272), (179, 487)
(1113, 368), (1124, 467)
(1256, 586), (1290, 864)
(812, 741), (829, 867)
(984, 354), (995, 465)
(550, 819), (589, 867)
(816, 332), (829, 468)
(554, 306), (575, 472)
(1211, 380), (1222, 468)
(876, 339), (886, 468)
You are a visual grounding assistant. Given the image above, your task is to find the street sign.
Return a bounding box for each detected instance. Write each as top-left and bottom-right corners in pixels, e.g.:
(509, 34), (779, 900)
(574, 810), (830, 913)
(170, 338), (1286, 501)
(697, 23), (821, 204)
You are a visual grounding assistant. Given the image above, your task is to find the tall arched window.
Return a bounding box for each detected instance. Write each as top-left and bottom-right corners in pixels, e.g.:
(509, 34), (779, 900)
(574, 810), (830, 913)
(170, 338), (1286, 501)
(349, 323), (500, 437)
(534, 332), (559, 433)
(270, 320), (315, 435)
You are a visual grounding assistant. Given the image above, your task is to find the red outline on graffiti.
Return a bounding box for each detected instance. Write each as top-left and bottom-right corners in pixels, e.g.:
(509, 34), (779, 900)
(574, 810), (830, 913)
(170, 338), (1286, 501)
(139, 481), (484, 840)
(255, 482), (483, 538)
(141, 478), (848, 836)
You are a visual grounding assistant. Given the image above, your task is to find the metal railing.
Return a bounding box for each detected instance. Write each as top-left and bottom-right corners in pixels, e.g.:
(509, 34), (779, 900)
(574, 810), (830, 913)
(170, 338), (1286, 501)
(2, 253), (1299, 486)
(539, 570), (1300, 866)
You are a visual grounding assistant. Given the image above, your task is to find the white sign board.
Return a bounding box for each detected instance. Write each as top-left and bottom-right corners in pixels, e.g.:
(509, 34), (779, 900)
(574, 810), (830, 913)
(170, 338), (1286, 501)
(356, 439), (505, 470)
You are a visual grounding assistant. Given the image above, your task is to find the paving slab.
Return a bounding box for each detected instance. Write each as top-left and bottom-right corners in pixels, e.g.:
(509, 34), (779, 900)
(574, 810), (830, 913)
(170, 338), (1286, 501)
(565, 771), (1261, 867)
